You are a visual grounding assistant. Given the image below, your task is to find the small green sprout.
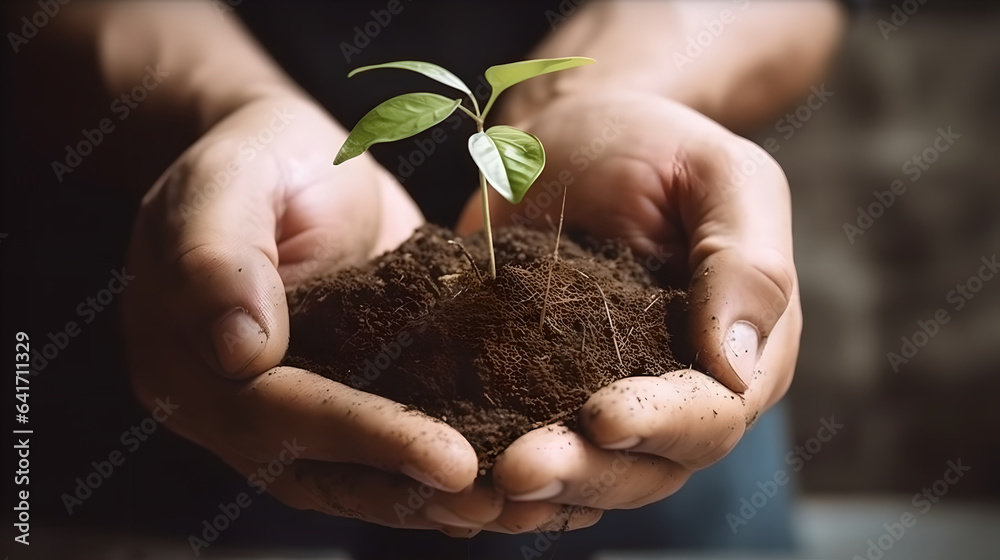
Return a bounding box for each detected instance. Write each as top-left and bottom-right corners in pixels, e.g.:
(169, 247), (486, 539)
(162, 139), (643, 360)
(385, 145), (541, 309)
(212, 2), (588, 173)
(334, 57), (595, 279)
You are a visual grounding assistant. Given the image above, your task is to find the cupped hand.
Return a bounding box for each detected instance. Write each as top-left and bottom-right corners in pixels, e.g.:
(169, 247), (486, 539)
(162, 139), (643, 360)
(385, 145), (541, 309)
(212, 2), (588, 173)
(122, 95), (505, 534)
(457, 91), (801, 519)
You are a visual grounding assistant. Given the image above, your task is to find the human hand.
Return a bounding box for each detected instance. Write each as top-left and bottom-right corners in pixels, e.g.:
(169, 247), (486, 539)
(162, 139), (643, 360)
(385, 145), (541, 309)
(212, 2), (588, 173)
(122, 95), (505, 534)
(457, 91), (801, 519)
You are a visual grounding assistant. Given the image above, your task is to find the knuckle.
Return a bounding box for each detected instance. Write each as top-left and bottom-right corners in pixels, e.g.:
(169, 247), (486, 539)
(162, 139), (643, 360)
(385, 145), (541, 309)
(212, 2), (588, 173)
(753, 248), (796, 309)
(645, 467), (692, 505)
(217, 423), (274, 463)
(190, 136), (253, 172)
(688, 421), (744, 469)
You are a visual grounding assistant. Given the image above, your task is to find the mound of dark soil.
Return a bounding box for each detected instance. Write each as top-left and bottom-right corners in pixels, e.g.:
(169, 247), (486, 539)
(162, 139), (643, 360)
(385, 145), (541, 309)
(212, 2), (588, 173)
(283, 225), (687, 471)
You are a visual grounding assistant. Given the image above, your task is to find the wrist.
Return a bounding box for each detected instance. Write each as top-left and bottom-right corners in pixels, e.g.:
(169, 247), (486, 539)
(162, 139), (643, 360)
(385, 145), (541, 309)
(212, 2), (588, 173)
(498, 0), (843, 134)
(495, 68), (715, 129)
(498, 14), (726, 126)
(92, 1), (308, 134)
(492, 2), (718, 126)
(186, 76), (307, 133)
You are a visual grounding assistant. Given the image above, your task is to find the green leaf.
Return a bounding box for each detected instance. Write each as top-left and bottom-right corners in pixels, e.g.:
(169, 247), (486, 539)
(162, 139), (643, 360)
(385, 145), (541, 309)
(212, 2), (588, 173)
(348, 61), (473, 98)
(334, 93), (461, 165)
(468, 125), (545, 204)
(469, 132), (506, 197)
(482, 56), (595, 118)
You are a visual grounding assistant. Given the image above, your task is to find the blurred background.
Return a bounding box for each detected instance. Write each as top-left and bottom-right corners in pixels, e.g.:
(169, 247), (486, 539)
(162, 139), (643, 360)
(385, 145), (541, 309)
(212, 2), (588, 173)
(771, 3), (1000, 556)
(2, 1), (998, 559)
(784, 1), (1000, 500)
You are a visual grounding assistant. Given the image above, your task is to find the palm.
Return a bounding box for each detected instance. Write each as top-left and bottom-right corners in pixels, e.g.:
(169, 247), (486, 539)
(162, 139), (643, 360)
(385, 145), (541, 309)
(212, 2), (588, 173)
(463, 92), (726, 273)
(458, 91), (801, 511)
(122, 98), (510, 531)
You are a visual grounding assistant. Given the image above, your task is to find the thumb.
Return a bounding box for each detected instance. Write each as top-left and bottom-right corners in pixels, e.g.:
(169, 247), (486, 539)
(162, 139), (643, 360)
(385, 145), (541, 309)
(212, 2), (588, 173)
(142, 149), (291, 381)
(688, 248), (794, 393)
(683, 141), (796, 393)
(137, 100), (404, 381)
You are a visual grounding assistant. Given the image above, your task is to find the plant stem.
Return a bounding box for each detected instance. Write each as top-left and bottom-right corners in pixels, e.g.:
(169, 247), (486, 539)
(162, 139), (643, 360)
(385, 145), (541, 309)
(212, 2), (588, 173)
(469, 94), (481, 120)
(471, 107), (495, 279)
(457, 104), (483, 126)
(480, 169), (496, 279)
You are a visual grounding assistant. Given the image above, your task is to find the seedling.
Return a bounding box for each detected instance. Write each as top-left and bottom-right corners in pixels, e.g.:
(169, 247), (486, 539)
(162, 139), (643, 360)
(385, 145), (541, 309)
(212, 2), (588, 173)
(333, 57), (595, 279)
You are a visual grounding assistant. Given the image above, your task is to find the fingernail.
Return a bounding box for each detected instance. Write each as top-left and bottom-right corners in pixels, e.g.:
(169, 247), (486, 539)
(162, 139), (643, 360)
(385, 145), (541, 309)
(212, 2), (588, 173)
(211, 307), (267, 377)
(438, 526), (481, 539)
(425, 504), (483, 529)
(508, 480), (564, 502)
(400, 463), (451, 492)
(724, 320), (758, 392)
(601, 435), (641, 450)
(568, 507), (604, 531)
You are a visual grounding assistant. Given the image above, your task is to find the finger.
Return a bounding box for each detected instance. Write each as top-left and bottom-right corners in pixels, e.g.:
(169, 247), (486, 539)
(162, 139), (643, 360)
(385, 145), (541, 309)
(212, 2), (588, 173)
(140, 161), (287, 381)
(492, 426), (690, 510)
(484, 502), (603, 534)
(677, 137), (797, 394)
(122, 289), (480, 494)
(301, 463), (502, 531)
(579, 371), (747, 470)
(218, 449), (501, 532)
(210, 366), (480, 493)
